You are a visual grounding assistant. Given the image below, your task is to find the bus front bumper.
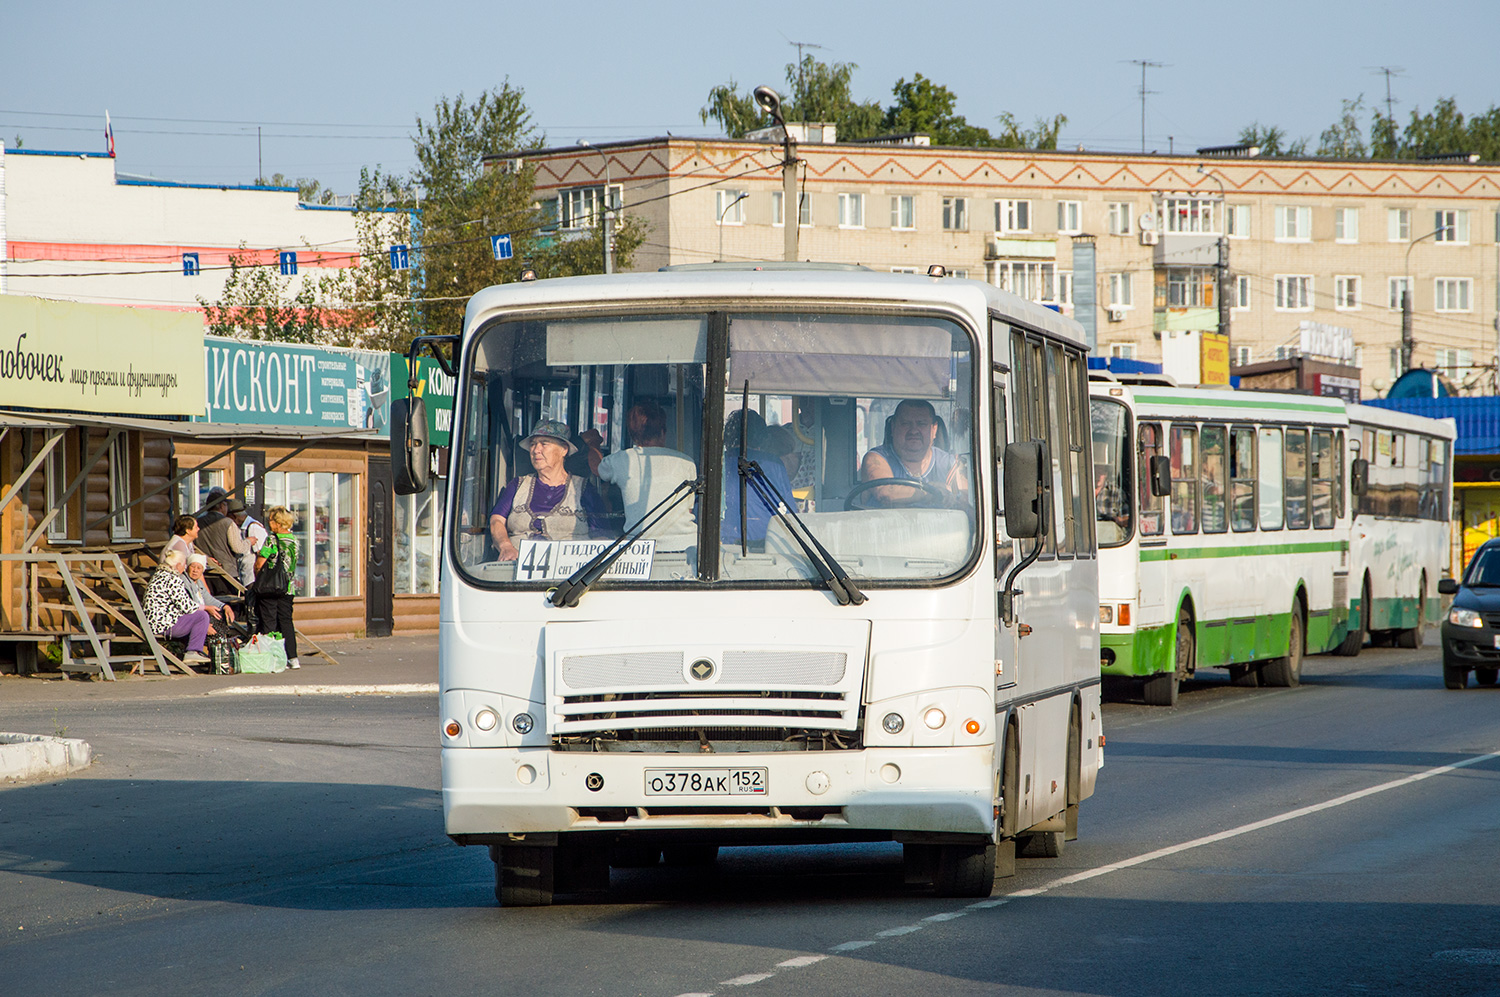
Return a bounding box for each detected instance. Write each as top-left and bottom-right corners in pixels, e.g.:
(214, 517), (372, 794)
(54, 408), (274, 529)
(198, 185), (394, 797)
(1100, 627), (1172, 678)
(442, 745), (996, 838)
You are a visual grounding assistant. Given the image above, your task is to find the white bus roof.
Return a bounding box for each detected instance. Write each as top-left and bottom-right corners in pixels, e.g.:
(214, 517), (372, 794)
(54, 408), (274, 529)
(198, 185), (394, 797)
(1091, 382), (1348, 425)
(463, 268), (1086, 348)
(1347, 403), (1457, 440)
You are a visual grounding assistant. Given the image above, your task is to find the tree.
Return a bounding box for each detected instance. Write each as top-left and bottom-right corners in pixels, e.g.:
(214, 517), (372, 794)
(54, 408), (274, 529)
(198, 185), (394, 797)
(700, 80), (768, 139)
(255, 171), (337, 205)
(700, 57), (883, 141)
(1238, 122), (1307, 157)
(1400, 97), (1500, 161)
(1317, 96), (1368, 158)
(199, 244), (328, 345)
(883, 74), (999, 146)
(994, 111), (1069, 150)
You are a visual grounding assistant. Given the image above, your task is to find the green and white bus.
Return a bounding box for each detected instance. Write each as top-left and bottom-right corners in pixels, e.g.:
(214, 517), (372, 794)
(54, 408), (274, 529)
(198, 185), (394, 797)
(1089, 379), (1453, 705)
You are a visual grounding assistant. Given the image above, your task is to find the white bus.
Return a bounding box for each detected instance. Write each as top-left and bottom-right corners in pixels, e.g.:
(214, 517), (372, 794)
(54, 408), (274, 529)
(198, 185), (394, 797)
(395, 265), (1104, 905)
(1089, 379), (1453, 705)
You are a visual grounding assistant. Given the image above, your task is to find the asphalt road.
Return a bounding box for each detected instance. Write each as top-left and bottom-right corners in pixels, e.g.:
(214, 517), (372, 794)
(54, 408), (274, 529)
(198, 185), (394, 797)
(2, 637), (1498, 997)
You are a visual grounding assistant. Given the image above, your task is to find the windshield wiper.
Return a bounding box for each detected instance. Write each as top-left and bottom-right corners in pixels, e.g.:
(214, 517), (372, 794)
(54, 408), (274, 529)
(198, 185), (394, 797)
(739, 456), (866, 607)
(549, 478), (700, 608)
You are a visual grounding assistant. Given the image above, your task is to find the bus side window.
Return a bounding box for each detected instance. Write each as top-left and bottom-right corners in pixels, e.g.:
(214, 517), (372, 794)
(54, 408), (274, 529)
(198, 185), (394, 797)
(1230, 427), (1256, 531)
(1066, 350), (1094, 554)
(1311, 429), (1335, 528)
(1169, 424), (1198, 534)
(1138, 422), (1164, 536)
(1285, 428), (1309, 529)
(1259, 427), (1285, 530)
(1201, 424), (1227, 534)
(1045, 342), (1073, 557)
(992, 378), (1013, 575)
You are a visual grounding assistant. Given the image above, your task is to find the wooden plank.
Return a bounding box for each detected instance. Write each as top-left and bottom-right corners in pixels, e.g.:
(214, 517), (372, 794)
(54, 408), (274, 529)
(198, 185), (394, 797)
(108, 552), (182, 676)
(51, 557), (115, 681)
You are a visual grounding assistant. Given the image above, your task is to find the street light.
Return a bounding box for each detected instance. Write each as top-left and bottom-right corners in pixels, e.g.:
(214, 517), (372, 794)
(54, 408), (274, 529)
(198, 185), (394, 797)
(1196, 165), (1232, 360)
(717, 191), (748, 262)
(576, 140), (615, 274)
(1402, 223), (1452, 373)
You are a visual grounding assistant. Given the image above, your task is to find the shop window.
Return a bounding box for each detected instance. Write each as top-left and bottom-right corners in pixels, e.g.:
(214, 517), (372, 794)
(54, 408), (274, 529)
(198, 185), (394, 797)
(396, 480), (447, 594)
(263, 470), (360, 597)
(175, 468), (225, 518)
(109, 434), (133, 540)
(46, 433), (70, 543)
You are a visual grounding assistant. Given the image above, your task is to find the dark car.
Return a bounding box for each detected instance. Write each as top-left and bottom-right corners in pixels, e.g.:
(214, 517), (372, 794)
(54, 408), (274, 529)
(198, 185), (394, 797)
(1438, 539), (1500, 689)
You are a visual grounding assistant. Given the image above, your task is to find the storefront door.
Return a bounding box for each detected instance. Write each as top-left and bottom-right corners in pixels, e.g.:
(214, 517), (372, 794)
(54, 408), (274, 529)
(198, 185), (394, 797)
(366, 458), (394, 636)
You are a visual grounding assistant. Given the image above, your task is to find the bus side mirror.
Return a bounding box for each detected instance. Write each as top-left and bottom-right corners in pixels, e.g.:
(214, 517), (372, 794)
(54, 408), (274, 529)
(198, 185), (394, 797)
(392, 395), (430, 496)
(1438, 577), (1459, 595)
(1004, 440), (1050, 540)
(1149, 455), (1172, 497)
(1350, 458), (1369, 497)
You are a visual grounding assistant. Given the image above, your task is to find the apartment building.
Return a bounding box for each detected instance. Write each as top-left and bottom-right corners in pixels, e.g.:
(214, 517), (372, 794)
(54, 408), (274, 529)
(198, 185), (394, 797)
(491, 136), (1500, 396)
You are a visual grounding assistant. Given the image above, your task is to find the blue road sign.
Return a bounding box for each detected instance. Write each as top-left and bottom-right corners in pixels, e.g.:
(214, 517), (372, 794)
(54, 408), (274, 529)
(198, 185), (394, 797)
(491, 234), (513, 261)
(389, 244), (409, 270)
(279, 251), (298, 275)
(182, 252), (200, 276)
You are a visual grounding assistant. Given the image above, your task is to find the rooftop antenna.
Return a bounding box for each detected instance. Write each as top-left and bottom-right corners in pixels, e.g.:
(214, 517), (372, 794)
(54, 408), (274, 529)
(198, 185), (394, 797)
(1126, 59), (1166, 154)
(787, 39), (824, 121)
(1367, 65), (1406, 128)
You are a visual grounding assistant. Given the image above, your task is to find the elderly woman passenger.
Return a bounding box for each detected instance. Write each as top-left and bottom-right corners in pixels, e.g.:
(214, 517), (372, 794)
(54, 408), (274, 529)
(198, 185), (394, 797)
(488, 419), (608, 561)
(185, 552), (236, 629)
(144, 549), (211, 666)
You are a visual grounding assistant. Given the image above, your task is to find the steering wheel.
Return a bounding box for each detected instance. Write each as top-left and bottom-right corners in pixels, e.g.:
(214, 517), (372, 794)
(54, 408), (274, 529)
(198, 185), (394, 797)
(844, 477), (949, 510)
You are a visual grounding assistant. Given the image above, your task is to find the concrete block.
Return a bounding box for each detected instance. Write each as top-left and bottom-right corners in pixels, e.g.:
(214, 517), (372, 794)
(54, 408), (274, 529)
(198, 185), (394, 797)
(0, 732), (94, 783)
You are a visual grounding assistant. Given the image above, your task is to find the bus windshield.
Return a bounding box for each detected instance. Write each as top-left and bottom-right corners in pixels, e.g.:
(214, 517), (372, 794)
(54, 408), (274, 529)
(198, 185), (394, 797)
(451, 309), (978, 588)
(1090, 396), (1132, 546)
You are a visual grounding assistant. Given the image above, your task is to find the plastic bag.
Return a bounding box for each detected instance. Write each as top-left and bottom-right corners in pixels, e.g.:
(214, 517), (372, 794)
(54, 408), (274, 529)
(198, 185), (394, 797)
(238, 633), (288, 674)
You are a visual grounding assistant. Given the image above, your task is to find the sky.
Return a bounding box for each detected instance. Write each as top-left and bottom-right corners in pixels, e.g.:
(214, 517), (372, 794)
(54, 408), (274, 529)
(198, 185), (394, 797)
(6, 0), (1495, 196)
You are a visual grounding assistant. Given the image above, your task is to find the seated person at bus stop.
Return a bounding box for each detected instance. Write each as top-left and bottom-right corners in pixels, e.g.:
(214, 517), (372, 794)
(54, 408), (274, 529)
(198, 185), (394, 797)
(597, 400), (698, 552)
(721, 409), (794, 547)
(858, 399), (969, 506)
(489, 419), (609, 561)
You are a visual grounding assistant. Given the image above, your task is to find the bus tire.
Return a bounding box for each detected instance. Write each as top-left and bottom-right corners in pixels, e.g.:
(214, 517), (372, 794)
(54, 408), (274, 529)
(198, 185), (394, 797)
(1142, 670), (1179, 706)
(1443, 662), (1469, 689)
(1262, 602), (1305, 688)
(1065, 703), (1081, 842)
(1018, 831), (1064, 858)
(1000, 722), (1021, 839)
(496, 845), (555, 907)
(1476, 668), (1499, 687)
(1397, 575), (1426, 649)
(1228, 663), (1262, 686)
(932, 842), (996, 897)
(1334, 578), (1370, 657)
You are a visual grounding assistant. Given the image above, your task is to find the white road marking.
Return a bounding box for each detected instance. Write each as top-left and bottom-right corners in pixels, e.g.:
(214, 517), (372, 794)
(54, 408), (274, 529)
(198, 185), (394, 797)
(665, 746), (1500, 996)
(775, 956), (827, 968)
(209, 683), (437, 696)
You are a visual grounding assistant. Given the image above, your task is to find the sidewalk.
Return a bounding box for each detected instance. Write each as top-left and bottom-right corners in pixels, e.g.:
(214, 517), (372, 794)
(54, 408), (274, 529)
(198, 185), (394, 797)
(0, 633), (439, 706)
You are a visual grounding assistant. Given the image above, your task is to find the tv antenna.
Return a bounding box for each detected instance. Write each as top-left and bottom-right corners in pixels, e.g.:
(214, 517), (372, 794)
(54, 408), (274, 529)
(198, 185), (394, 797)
(1126, 60), (1167, 153)
(1367, 65), (1406, 126)
(787, 39), (825, 119)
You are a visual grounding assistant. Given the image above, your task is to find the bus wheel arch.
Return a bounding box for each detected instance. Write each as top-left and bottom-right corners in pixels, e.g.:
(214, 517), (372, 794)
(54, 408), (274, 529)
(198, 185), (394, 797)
(1144, 599), (1192, 707)
(1397, 571), (1427, 649)
(1064, 697), (1082, 841)
(1263, 590), (1306, 688)
(1334, 573), (1371, 656)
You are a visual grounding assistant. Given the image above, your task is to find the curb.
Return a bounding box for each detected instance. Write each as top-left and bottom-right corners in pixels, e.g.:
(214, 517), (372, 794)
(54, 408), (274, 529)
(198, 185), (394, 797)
(207, 683), (438, 697)
(0, 732), (94, 783)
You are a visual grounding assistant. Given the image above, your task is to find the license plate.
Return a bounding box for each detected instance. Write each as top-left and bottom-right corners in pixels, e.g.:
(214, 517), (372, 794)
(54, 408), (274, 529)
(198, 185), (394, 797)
(644, 768), (768, 796)
(1492, 635), (1500, 649)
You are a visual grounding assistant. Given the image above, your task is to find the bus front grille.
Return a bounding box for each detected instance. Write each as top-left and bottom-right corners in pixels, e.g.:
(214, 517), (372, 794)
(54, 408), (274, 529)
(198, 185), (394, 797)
(553, 689), (856, 735)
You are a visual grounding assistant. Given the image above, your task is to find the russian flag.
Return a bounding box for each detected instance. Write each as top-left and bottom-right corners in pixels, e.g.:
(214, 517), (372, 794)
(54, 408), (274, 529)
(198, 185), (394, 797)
(105, 111), (115, 157)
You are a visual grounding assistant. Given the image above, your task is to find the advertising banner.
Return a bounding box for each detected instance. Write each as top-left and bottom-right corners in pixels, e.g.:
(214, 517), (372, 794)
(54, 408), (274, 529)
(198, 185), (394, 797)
(200, 336), (391, 431)
(0, 294), (204, 416)
(391, 354), (457, 446)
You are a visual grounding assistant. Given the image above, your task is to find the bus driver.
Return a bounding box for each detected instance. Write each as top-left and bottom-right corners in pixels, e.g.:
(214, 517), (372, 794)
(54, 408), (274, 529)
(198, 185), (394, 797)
(858, 399), (969, 507)
(489, 420), (608, 561)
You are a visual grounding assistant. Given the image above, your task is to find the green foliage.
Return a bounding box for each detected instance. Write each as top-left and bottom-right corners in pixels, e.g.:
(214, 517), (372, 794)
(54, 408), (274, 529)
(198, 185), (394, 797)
(1398, 97), (1500, 160)
(700, 80), (768, 139)
(198, 245), (327, 344)
(1237, 122), (1308, 157)
(1317, 96), (1368, 158)
(255, 172), (336, 205)
(994, 111), (1069, 150)
(782, 56), (884, 140)
(884, 74), (999, 146)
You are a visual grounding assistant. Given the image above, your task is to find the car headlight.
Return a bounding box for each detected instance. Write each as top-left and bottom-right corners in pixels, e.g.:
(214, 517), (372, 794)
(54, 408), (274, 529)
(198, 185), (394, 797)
(1448, 607), (1484, 628)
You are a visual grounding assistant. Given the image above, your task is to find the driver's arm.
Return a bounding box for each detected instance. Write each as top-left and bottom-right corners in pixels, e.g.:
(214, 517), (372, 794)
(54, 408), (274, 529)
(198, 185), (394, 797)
(859, 450), (924, 505)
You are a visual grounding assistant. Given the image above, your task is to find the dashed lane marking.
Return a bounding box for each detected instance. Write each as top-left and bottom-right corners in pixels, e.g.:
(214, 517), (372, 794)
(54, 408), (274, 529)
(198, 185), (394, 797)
(209, 683), (437, 696)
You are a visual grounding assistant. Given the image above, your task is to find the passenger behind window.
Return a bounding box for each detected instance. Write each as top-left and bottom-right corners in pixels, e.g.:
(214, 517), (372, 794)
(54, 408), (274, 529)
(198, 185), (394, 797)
(597, 401), (698, 552)
(488, 419), (609, 561)
(721, 409), (794, 547)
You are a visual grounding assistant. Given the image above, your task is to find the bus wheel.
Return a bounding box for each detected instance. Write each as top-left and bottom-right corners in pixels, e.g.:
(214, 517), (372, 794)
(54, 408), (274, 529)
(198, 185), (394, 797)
(1397, 576), (1426, 649)
(1018, 831), (1064, 858)
(1142, 670), (1179, 706)
(1263, 604), (1304, 688)
(1334, 578), (1371, 657)
(931, 842), (997, 897)
(496, 845), (555, 907)
(1476, 667), (1498, 686)
(1228, 663), (1262, 687)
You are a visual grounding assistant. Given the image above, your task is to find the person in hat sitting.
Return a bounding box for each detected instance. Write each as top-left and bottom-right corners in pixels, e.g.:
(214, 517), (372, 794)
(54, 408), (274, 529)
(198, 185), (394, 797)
(488, 419), (608, 561)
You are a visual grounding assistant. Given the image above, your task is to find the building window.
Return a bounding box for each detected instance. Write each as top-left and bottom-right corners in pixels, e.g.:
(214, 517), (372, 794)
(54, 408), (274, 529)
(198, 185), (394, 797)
(1435, 277), (1472, 312)
(1274, 275), (1313, 311)
(1388, 276), (1412, 310)
(1055, 271), (1074, 306)
(109, 434), (133, 540)
(998, 199), (1031, 233)
(1388, 207), (1411, 242)
(1334, 207), (1359, 243)
(1166, 267), (1216, 308)
(263, 471), (361, 598)
(1233, 275), (1252, 310)
(1436, 348), (1474, 381)
(838, 192), (865, 228)
(1107, 202), (1133, 235)
(989, 260), (1056, 302)
(395, 481), (446, 594)
(1334, 275), (1361, 310)
(1274, 206), (1311, 241)
(1110, 343), (1135, 359)
(1163, 197), (1215, 234)
(1225, 204), (1251, 238)
(1108, 272), (1133, 308)
(1056, 200), (1082, 234)
(1233, 345), (1253, 366)
(175, 467), (225, 518)
(560, 184), (621, 230)
(1434, 209), (1469, 243)
(772, 191), (811, 227)
(949, 268), (969, 279)
(714, 189), (746, 225)
(45, 434), (70, 543)
(890, 194), (915, 230)
(890, 266), (918, 274)
(942, 196), (968, 231)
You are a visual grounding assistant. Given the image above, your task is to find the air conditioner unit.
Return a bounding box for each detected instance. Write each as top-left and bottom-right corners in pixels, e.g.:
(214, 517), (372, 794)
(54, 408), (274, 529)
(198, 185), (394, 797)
(1107, 307), (1126, 323)
(1139, 230), (1159, 246)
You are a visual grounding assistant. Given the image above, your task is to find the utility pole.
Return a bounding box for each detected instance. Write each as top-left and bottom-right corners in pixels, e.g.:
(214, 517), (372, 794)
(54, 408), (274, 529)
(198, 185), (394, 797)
(754, 86), (800, 262)
(1198, 165), (1232, 355)
(577, 140), (614, 274)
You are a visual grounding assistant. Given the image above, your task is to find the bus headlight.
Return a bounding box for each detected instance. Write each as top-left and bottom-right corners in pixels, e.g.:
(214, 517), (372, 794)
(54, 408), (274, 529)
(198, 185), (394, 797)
(512, 712), (535, 734)
(923, 707), (946, 730)
(474, 709), (498, 731)
(882, 712), (905, 734)
(1449, 607), (1484, 628)
(1099, 604), (1113, 624)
